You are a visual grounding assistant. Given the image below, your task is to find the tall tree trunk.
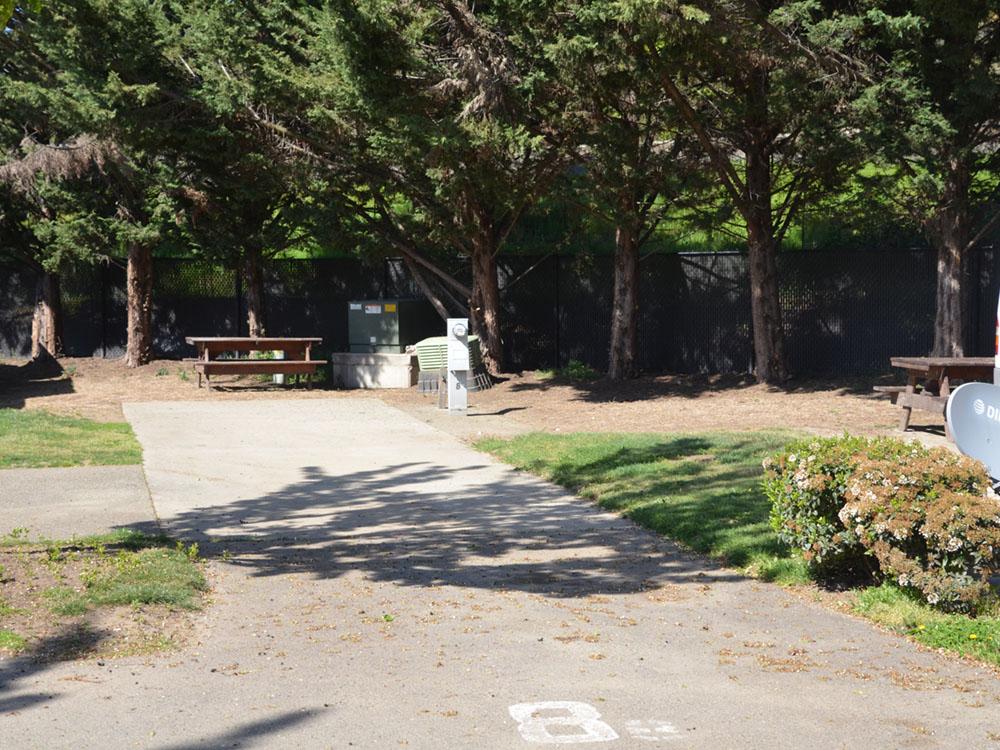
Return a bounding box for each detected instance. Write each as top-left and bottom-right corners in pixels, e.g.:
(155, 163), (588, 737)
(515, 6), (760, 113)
(125, 243), (153, 368)
(30, 270), (62, 360)
(930, 158), (971, 356)
(469, 238), (504, 374)
(608, 213), (640, 380)
(744, 143), (787, 383)
(743, 70), (787, 384)
(244, 246), (266, 338)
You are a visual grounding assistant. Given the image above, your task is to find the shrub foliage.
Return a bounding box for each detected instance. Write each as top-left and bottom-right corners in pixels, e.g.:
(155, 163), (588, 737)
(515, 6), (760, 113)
(764, 436), (1000, 612)
(762, 436), (915, 577)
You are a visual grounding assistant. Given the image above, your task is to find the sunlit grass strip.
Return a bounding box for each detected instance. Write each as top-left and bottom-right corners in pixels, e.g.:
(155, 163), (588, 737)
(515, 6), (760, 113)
(0, 528), (168, 549)
(856, 584), (1000, 667)
(0, 629), (27, 653)
(0, 409), (142, 469)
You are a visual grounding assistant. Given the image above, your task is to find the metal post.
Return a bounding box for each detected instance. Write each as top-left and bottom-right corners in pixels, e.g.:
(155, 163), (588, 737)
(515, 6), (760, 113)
(100, 262), (108, 359)
(234, 267), (243, 337)
(447, 318), (469, 413)
(274, 349), (285, 386)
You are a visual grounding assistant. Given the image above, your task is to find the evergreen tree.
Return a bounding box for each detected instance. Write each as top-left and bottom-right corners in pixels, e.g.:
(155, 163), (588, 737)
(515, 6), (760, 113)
(178, 0), (567, 372)
(630, 0), (864, 382)
(857, 2), (1000, 355)
(537, 0), (705, 379)
(1, 0), (200, 366)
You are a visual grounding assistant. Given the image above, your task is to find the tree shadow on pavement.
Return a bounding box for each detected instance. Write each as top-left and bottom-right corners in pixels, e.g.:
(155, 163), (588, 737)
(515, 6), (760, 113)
(152, 459), (744, 599)
(150, 710), (322, 750)
(0, 622), (107, 715)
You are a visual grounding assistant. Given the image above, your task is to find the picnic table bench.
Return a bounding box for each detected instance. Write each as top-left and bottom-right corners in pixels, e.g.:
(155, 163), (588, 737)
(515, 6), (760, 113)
(881, 356), (994, 433)
(185, 336), (325, 389)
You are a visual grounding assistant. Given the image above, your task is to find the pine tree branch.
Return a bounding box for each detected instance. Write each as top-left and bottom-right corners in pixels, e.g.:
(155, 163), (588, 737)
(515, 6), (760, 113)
(642, 44), (749, 216)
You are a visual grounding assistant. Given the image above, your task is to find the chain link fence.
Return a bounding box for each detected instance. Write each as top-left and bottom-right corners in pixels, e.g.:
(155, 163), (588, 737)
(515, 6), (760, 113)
(2, 249), (997, 375)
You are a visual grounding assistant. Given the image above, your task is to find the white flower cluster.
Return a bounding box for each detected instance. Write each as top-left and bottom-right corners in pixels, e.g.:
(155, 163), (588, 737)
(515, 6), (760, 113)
(794, 468), (809, 489)
(946, 537), (963, 552)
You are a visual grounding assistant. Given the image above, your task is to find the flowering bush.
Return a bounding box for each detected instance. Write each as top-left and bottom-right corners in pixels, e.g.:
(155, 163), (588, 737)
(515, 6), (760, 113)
(843, 450), (1000, 613)
(763, 436), (918, 578)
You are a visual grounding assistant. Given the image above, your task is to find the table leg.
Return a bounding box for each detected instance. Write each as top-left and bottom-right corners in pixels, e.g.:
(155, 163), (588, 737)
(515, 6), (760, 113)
(940, 371), (952, 440)
(900, 373), (917, 431)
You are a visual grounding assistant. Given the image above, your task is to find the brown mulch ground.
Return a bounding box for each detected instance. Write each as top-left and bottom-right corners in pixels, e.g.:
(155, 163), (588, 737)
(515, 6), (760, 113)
(0, 357), (351, 422)
(408, 372), (942, 436)
(0, 356), (946, 438)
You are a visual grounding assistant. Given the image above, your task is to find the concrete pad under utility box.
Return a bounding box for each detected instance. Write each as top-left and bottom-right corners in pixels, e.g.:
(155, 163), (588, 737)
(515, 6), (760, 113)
(330, 351), (418, 388)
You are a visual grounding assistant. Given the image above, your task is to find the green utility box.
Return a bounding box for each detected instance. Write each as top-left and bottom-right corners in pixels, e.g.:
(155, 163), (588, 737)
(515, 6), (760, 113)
(347, 299), (441, 353)
(413, 335), (484, 371)
(414, 335), (492, 392)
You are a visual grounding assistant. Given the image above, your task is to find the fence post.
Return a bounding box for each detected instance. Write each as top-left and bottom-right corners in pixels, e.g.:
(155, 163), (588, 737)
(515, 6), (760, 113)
(100, 262), (108, 359)
(971, 247), (981, 354)
(554, 254), (561, 369)
(234, 265), (243, 337)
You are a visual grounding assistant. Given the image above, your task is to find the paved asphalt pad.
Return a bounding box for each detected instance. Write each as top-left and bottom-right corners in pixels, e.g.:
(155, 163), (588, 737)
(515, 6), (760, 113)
(2, 399), (997, 749)
(0, 465), (157, 539)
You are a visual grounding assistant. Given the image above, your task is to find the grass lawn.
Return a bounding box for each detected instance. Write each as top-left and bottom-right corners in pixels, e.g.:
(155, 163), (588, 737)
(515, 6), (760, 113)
(0, 408), (142, 469)
(478, 431), (1000, 668)
(857, 584), (1000, 668)
(0, 530), (206, 659)
(477, 431), (808, 584)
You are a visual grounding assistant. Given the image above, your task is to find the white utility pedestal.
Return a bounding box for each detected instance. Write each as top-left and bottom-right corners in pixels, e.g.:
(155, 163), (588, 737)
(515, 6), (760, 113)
(447, 318), (469, 413)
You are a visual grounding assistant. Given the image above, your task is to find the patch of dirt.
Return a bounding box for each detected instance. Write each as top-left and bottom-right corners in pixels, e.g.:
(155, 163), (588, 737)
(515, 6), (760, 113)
(0, 357), (352, 422)
(0, 545), (202, 661)
(381, 371), (947, 439)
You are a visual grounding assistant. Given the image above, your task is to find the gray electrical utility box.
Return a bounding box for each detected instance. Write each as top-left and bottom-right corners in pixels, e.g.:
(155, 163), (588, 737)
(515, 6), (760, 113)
(347, 299), (441, 354)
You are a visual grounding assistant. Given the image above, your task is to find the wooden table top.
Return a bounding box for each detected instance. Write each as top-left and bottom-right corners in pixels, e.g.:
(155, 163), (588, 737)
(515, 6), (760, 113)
(185, 336), (322, 345)
(890, 356), (994, 371)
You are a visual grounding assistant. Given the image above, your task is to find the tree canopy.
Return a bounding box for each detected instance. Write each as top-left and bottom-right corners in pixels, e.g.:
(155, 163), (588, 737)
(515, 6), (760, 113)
(2, 0), (997, 379)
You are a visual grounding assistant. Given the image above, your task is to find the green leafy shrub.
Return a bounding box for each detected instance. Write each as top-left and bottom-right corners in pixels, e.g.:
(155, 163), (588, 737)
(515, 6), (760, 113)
(537, 360), (600, 381)
(842, 450), (1000, 613)
(763, 435), (918, 578)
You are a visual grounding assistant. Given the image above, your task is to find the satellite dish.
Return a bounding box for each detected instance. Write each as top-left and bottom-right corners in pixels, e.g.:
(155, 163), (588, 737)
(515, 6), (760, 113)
(946, 381), (1000, 480)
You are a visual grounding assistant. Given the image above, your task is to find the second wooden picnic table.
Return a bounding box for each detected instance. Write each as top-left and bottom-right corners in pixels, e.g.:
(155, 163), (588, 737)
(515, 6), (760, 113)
(886, 356), (994, 432)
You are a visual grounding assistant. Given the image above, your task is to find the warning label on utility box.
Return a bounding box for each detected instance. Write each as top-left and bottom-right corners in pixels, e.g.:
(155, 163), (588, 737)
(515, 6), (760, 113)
(364, 304), (382, 314)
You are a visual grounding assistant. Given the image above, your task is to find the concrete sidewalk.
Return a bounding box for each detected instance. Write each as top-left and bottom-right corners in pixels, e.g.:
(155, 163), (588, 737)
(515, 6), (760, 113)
(0, 465), (157, 539)
(1, 398), (997, 749)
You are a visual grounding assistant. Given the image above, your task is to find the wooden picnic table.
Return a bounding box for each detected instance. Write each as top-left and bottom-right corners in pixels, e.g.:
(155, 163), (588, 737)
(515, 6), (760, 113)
(185, 336), (324, 388)
(883, 356), (994, 432)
